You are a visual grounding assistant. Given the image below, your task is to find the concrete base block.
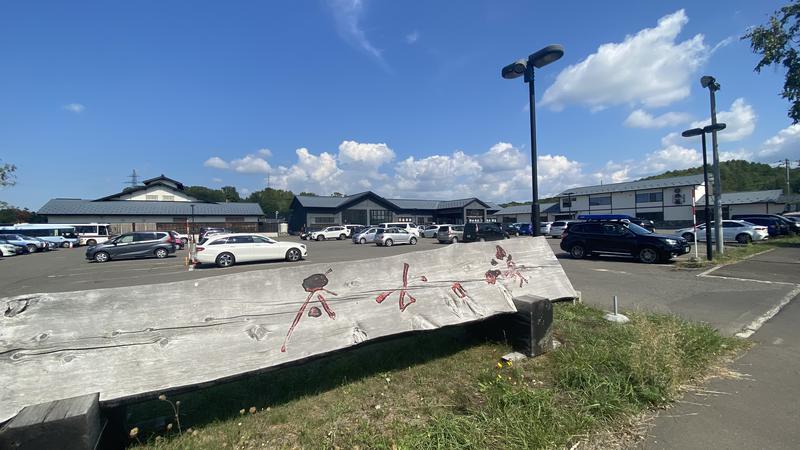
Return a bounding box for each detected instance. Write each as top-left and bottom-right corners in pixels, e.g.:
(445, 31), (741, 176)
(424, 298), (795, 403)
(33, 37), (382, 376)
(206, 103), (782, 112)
(0, 393), (102, 450)
(604, 312), (630, 324)
(508, 295), (554, 357)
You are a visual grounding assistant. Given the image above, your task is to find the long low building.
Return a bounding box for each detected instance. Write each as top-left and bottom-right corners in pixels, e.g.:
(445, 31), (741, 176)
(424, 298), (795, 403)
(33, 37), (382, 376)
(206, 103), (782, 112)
(288, 191), (499, 232)
(553, 174), (707, 227)
(38, 175), (265, 234)
(697, 189), (786, 219)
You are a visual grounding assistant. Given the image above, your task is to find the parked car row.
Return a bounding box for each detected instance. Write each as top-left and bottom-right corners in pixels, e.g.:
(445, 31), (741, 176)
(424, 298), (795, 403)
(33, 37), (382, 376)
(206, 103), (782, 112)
(675, 220), (769, 244)
(561, 219), (690, 264)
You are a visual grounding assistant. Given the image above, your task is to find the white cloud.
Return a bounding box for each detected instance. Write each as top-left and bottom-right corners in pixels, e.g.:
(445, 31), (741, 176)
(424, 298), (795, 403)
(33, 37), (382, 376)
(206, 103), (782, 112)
(541, 10), (707, 111)
(240, 187), (251, 196)
(337, 140), (395, 168)
(329, 0), (388, 69)
(204, 157), (229, 169)
(258, 148), (272, 157)
(211, 177), (223, 183)
(689, 98), (756, 142)
(623, 109), (692, 128)
(479, 142), (527, 172)
(405, 30), (420, 44)
(63, 103), (85, 113)
(230, 155), (272, 174)
(758, 124), (800, 159)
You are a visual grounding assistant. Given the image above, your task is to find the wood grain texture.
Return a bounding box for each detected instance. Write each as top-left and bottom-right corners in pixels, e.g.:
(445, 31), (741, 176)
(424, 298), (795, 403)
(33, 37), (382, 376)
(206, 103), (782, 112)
(0, 238), (576, 422)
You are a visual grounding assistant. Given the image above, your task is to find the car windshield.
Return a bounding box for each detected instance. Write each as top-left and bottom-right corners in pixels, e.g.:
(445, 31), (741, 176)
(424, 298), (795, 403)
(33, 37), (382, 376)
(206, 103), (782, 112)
(627, 223), (652, 235)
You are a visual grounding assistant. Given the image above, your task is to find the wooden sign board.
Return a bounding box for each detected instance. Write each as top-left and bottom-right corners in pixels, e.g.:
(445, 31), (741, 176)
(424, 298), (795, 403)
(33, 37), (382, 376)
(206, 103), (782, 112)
(0, 238), (576, 423)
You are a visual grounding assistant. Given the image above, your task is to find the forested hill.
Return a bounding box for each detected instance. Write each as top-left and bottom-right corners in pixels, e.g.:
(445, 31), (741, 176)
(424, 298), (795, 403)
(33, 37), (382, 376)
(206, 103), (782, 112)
(643, 160), (798, 193)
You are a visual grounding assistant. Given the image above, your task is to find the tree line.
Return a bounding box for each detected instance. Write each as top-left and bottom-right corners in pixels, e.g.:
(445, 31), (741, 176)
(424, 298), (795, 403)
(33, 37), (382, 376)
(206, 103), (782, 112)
(643, 160), (799, 194)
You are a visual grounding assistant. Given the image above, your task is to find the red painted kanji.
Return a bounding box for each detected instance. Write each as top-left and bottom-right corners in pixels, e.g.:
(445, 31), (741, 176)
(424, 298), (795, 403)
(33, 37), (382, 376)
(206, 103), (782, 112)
(487, 245), (528, 287)
(281, 269), (337, 352)
(451, 282), (468, 298)
(376, 263), (427, 312)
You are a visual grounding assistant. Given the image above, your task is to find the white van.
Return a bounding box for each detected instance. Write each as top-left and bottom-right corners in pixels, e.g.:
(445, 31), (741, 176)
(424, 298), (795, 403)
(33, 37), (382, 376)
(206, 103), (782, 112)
(377, 223), (421, 237)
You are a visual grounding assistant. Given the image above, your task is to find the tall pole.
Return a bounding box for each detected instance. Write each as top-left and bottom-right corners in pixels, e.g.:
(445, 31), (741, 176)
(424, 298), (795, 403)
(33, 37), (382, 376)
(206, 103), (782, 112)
(785, 158), (791, 195)
(708, 87), (724, 256)
(701, 133), (713, 261)
(526, 63), (540, 237)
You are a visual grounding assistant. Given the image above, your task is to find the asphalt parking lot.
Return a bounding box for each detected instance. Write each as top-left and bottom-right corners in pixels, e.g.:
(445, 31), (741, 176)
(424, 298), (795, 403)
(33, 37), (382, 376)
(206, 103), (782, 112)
(1, 235), (797, 337)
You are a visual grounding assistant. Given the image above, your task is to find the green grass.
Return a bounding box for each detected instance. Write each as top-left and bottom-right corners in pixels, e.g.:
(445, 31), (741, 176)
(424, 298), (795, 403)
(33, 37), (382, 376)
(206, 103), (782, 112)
(129, 303), (745, 449)
(679, 234), (800, 268)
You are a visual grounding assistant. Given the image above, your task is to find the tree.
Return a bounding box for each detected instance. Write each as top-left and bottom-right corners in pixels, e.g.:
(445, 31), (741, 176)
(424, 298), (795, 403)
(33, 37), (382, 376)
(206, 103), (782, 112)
(1, 160), (16, 187)
(220, 186), (241, 202)
(330, 192), (345, 197)
(247, 188), (295, 217)
(298, 191), (318, 196)
(744, 0), (800, 123)
(184, 185), (226, 202)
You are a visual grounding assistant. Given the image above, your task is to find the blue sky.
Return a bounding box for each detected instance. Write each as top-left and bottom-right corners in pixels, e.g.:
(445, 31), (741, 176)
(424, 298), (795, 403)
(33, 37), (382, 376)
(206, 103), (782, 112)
(1, 0), (798, 210)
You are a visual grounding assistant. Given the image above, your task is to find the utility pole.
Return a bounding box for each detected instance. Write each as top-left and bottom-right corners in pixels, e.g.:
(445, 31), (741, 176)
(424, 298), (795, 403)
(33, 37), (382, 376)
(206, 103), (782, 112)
(777, 158), (800, 195)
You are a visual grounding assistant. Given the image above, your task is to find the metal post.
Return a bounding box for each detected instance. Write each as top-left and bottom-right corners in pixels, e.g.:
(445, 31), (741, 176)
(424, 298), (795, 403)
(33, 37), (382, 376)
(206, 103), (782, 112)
(525, 64), (540, 237)
(786, 158), (791, 196)
(709, 87), (724, 255)
(613, 295), (618, 315)
(691, 187), (698, 259)
(701, 133), (713, 261)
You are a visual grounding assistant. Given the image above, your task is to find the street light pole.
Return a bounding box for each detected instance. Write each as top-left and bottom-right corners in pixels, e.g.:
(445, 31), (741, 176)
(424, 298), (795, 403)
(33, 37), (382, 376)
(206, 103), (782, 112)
(502, 44), (564, 238)
(682, 123), (727, 261)
(700, 132), (713, 261)
(701, 76), (724, 256)
(526, 65), (540, 237)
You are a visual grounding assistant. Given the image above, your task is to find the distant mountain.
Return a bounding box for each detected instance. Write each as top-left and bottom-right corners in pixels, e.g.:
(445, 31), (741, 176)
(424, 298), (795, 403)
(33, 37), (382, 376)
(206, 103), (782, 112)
(642, 160), (797, 193)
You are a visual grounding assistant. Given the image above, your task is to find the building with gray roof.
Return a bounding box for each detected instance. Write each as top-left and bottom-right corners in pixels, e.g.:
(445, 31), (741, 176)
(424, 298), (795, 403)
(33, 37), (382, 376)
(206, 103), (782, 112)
(39, 176), (265, 234)
(288, 191), (499, 232)
(696, 189), (787, 218)
(553, 174), (707, 226)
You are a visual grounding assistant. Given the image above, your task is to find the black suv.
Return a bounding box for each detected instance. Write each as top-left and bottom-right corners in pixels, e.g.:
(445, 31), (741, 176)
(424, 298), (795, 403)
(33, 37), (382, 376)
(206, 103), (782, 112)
(560, 221), (689, 263)
(463, 222), (509, 242)
(85, 231), (176, 262)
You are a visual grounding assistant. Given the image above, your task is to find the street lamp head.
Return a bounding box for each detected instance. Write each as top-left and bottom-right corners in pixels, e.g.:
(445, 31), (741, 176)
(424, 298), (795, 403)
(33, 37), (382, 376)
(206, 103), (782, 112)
(501, 59), (527, 79)
(529, 44), (564, 68)
(703, 123), (726, 133)
(681, 127), (704, 137)
(700, 75), (720, 91)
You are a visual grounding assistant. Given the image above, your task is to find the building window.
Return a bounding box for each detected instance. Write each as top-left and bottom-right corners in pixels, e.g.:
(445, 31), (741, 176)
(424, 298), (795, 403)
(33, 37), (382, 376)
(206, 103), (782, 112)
(369, 209), (392, 223)
(465, 209), (484, 218)
(502, 217), (516, 223)
(146, 195), (159, 201)
(635, 192), (663, 203)
(589, 195), (611, 206)
(562, 197), (575, 208)
(314, 216), (335, 224)
(162, 195), (174, 201)
(172, 217), (188, 223)
(225, 217), (245, 222)
(342, 209), (367, 225)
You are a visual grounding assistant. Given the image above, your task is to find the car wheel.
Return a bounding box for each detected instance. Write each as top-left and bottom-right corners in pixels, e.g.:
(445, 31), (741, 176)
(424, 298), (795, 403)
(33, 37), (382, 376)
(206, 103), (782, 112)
(154, 248), (168, 259)
(27, 244), (37, 252)
(338, 234), (347, 240)
(285, 248), (302, 262)
(736, 233), (752, 244)
(359, 237), (367, 244)
(86, 239), (97, 247)
(385, 239), (394, 247)
(316, 235), (324, 241)
(451, 237), (458, 244)
(410, 237), (417, 245)
(570, 244), (587, 259)
(61, 242), (71, 248)
(94, 251), (110, 263)
(681, 233), (694, 241)
(638, 247), (659, 264)
(216, 252), (235, 268)
(181, 238), (188, 245)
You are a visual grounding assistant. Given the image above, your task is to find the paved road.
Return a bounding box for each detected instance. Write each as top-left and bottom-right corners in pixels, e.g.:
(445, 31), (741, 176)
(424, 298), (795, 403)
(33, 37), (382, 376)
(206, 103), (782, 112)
(642, 246), (800, 449)
(1, 236), (794, 339)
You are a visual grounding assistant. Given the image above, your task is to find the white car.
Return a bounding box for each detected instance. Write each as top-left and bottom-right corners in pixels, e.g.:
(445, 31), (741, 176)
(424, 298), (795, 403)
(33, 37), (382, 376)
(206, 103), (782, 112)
(0, 243), (20, 256)
(675, 220), (769, 244)
(539, 222), (552, 235)
(310, 226), (350, 241)
(376, 223), (422, 237)
(422, 224), (450, 238)
(548, 220), (579, 238)
(195, 233), (307, 268)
